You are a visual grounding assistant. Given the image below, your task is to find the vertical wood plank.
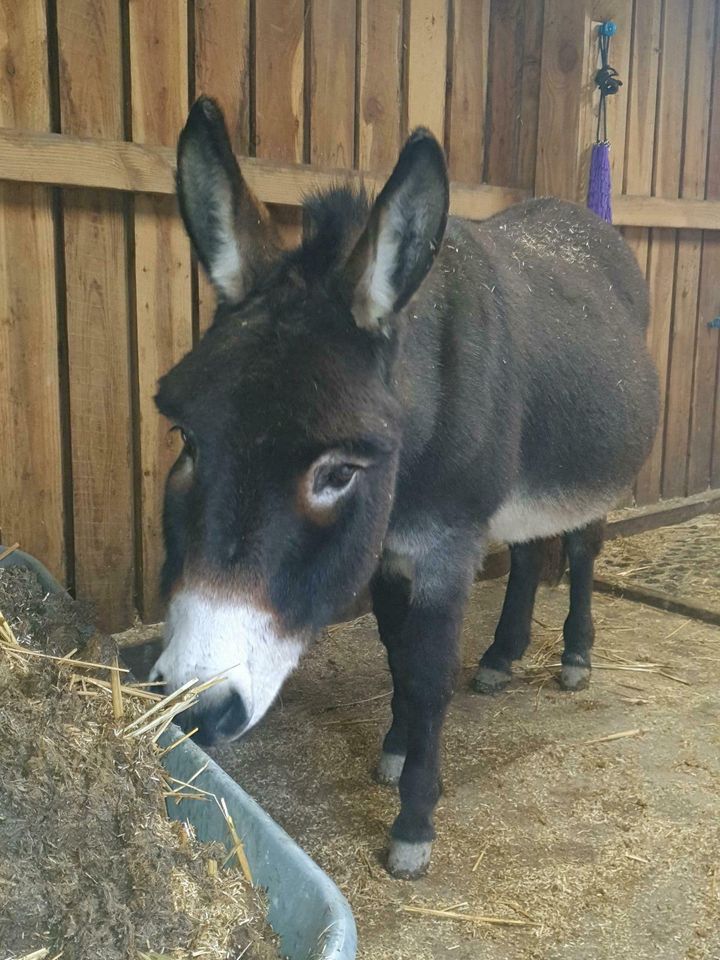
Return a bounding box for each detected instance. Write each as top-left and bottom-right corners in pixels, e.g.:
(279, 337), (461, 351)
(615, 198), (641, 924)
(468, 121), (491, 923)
(57, 0), (134, 628)
(194, 0), (250, 153)
(129, 0), (192, 619)
(485, 0), (522, 185)
(621, 0), (661, 283)
(255, 0), (305, 163)
(535, 0), (591, 199)
(635, 0), (690, 504)
(255, 0), (304, 246)
(310, 0), (355, 169)
(406, 0), (449, 142)
(689, 3), (720, 492)
(661, 0), (715, 498)
(446, 0), (490, 184)
(357, 0), (403, 172)
(589, 0), (632, 192)
(0, 0), (65, 579)
(516, 0), (545, 191)
(622, 0), (661, 510)
(194, 0), (251, 333)
(688, 236), (720, 489)
(487, 0), (545, 189)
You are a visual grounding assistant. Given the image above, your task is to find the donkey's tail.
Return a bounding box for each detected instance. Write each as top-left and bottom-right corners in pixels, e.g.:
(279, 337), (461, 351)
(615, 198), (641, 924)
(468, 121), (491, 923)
(539, 535), (568, 586)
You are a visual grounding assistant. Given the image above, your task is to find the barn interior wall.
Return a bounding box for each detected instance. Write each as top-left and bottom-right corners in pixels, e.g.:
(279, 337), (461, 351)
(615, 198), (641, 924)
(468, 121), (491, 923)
(0, 0), (717, 628)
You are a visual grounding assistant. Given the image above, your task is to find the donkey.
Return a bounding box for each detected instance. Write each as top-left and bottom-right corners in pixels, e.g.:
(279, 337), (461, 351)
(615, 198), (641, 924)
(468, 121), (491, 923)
(151, 97), (658, 879)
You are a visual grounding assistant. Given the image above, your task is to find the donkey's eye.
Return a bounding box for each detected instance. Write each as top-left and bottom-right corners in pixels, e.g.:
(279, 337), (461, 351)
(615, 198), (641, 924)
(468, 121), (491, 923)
(171, 425), (195, 456)
(314, 462), (358, 494)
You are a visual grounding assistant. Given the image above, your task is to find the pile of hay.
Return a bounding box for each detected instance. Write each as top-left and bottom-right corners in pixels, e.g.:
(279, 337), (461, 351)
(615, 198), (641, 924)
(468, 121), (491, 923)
(0, 567), (279, 960)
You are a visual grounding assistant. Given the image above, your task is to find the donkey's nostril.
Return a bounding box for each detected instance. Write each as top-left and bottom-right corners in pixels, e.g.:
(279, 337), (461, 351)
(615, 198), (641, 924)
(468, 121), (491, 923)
(190, 691), (249, 746)
(215, 691), (249, 741)
(148, 669), (167, 696)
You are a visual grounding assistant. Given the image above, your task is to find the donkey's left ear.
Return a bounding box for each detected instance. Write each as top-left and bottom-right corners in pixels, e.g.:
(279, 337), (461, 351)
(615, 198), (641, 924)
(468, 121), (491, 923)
(345, 128), (449, 332)
(177, 97), (278, 303)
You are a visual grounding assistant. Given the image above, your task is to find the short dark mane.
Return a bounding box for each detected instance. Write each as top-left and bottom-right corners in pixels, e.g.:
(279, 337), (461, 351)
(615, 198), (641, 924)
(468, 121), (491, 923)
(296, 184), (371, 277)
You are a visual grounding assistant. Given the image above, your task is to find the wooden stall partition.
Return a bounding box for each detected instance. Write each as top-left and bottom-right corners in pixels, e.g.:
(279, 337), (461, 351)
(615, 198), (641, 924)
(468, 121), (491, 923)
(357, 0), (404, 173)
(0, 1), (65, 581)
(56, 0), (135, 629)
(635, 0), (690, 504)
(661, 0), (715, 499)
(1, 0), (720, 625)
(310, 0), (356, 170)
(687, 2), (720, 494)
(486, 0), (544, 190)
(445, 0), (491, 185)
(405, 0), (448, 142)
(193, 0), (251, 335)
(129, 0), (192, 621)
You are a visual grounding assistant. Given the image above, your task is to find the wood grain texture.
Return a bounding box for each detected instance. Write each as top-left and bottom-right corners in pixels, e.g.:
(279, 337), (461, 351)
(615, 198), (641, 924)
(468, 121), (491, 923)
(516, 0), (544, 191)
(485, 0), (524, 186)
(7, 126), (720, 228)
(635, 0), (690, 504)
(357, 0), (403, 172)
(0, 127), (534, 215)
(620, 0), (661, 282)
(0, 0), (65, 579)
(689, 2), (720, 492)
(194, 0), (251, 334)
(310, 0), (355, 169)
(486, 0), (544, 189)
(129, 0), (191, 619)
(662, 0), (715, 498)
(535, 0), (589, 199)
(194, 0), (250, 153)
(690, 235), (720, 491)
(446, 0), (490, 184)
(406, 0), (449, 142)
(590, 0), (632, 192)
(57, 0), (134, 628)
(255, 0), (305, 163)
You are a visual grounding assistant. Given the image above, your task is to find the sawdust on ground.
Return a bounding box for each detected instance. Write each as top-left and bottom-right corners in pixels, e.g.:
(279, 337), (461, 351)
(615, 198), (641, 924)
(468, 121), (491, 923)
(598, 512), (720, 610)
(198, 580), (720, 960)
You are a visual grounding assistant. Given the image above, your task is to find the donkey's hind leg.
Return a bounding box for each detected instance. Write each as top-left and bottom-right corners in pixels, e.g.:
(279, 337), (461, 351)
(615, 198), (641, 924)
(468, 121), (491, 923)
(559, 518), (606, 691)
(473, 539), (545, 694)
(371, 563), (412, 785)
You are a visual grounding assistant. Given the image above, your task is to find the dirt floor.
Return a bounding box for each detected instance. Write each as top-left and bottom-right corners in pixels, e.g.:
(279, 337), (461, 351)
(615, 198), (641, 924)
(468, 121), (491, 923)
(119, 575), (720, 960)
(598, 512), (720, 610)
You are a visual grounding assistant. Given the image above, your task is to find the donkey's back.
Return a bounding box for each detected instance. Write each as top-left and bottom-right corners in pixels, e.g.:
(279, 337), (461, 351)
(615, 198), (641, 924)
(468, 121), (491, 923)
(400, 197), (659, 546)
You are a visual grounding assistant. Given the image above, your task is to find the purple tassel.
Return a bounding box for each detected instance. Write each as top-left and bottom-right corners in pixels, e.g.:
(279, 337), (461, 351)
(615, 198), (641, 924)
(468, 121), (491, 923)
(587, 141), (612, 222)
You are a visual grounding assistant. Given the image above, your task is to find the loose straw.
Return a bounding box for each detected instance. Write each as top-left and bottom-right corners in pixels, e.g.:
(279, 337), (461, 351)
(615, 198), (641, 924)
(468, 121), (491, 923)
(400, 904), (535, 927)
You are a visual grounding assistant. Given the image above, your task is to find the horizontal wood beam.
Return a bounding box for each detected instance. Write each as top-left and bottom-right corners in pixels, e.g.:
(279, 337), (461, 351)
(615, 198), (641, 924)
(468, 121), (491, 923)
(613, 195), (720, 230)
(0, 126), (528, 218)
(3, 127), (720, 229)
(593, 575), (720, 628)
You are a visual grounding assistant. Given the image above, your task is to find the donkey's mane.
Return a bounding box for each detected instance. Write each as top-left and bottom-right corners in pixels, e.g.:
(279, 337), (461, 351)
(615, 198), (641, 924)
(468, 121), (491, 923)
(296, 184), (371, 277)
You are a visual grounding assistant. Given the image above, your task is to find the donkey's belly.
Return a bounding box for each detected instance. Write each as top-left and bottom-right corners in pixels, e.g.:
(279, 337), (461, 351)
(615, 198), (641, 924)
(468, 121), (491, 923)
(487, 488), (620, 545)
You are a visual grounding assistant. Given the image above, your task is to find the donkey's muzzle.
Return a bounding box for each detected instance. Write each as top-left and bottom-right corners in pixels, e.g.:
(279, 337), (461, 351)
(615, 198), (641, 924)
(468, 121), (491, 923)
(177, 689), (249, 746)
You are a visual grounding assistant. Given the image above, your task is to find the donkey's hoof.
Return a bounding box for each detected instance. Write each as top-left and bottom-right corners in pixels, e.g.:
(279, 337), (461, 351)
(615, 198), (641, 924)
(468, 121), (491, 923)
(473, 665), (512, 694)
(374, 751), (405, 787)
(559, 664), (591, 691)
(387, 839), (432, 879)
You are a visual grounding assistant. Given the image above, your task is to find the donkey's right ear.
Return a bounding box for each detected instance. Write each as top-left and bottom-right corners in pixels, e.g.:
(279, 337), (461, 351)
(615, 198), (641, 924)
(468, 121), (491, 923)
(177, 97), (278, 303)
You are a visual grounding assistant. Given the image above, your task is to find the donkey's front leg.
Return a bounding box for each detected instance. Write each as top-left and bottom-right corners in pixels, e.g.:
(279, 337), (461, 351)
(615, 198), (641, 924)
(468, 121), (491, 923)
(386, 564), (472, 879)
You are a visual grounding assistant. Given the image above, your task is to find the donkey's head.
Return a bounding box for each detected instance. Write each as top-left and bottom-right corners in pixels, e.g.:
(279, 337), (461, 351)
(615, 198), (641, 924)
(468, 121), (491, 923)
(151, 97), (449, 745)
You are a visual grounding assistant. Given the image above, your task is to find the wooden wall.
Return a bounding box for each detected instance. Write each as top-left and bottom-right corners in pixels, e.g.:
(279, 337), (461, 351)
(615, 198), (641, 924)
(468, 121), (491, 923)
(0, 0), (719, 629)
